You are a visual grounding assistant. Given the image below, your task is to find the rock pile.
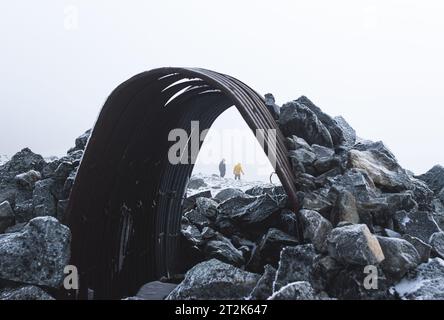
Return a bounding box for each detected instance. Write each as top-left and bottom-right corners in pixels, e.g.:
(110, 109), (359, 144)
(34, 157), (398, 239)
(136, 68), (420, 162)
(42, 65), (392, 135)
(171, 96), (444, 300)
(0, 130), (91, 300)
(1, 95), (443, 301)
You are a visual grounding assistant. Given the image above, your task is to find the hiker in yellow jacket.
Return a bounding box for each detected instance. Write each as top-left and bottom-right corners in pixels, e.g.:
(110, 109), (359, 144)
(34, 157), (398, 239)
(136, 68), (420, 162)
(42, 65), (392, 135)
(233, 163), (244, 180)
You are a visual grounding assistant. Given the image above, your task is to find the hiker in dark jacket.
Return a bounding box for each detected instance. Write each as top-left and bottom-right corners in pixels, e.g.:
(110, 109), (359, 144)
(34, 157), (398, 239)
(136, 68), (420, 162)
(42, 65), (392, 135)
(219, 159), (226, 178)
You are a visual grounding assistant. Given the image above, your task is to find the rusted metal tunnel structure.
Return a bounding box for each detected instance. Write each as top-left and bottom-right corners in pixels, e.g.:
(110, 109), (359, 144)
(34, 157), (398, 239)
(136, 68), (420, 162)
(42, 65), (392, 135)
(66, 67), (299, 299)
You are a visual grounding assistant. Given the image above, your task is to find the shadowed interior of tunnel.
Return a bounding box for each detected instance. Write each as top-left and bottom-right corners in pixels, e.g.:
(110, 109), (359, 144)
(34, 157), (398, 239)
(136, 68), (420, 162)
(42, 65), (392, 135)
(65, 68), (297, 299)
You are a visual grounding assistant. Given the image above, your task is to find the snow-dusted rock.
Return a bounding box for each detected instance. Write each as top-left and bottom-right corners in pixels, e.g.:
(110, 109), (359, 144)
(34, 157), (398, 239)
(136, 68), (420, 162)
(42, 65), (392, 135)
(214, 188), (249, 202)
(279, 101), (333, 148)
(327, 224), (385, 266)
(393, 210), (441, 243)
(417, 165), (444, 194)
(402, 234), (432, 263)
(300, 209), (332, 252)
(394, 258), (444, 300)
(0, 285), (54, 300)
(248, 228), (299, 272)
(166, 259), (260, 300)
(0, 216), (71, 288)
(248, 264), (276, 300)
(14, 170), (41, 190)
(0, 200), (14, 233)
(429, 232), (444, 258)
(348, 148), (411, 192)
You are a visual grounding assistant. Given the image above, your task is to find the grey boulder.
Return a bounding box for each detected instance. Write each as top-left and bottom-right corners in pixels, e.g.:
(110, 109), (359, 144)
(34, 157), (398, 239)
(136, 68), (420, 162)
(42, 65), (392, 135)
(166, 259), (260, 300)
(376, 236), (420, 280)
(248, 264), (276, 300)
(327, 224), (385, 266)
(0, 200), (15, 233)
(0, 285), (54, 300)
(278, 101), (333, 148)
(14, 170), (42, 190)
(429, 232), (444, 258)
(268, 281), (317, 300)
(402, 234), (432, 263)
(248, 228), (299, 271)
(273, 244), (318, 292)
(0, 216), (71, 288)
(394, 258), (444, 300)
(393, 210), (441, 243)
(417, 165), (444, 194)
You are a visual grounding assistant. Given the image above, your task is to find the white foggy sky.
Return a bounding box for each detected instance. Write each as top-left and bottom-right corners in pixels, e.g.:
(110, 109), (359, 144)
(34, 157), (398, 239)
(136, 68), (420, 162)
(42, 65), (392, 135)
(0, 0), (443, 179)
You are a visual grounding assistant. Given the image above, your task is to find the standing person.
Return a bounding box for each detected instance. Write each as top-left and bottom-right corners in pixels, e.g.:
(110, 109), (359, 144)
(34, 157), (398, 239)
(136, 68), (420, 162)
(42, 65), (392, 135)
(219, 159), (226, 178)
(233, 163), (244, 180)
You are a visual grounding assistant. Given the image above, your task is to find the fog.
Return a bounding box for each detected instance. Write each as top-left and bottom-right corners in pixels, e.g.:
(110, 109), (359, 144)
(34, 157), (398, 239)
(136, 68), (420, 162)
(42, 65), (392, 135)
(1, 1), (443, 180)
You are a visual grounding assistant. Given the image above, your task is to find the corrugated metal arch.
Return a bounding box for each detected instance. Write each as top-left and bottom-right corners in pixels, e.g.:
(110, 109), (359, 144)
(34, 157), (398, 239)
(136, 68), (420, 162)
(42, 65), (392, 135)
(66, 67), (299, 299)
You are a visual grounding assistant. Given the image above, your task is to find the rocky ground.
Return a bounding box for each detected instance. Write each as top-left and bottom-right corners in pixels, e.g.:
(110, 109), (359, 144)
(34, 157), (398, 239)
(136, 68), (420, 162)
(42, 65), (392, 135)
(1, 96), (443, 300)
(0, 130), (90, 300)
(169, 96), (444, 300)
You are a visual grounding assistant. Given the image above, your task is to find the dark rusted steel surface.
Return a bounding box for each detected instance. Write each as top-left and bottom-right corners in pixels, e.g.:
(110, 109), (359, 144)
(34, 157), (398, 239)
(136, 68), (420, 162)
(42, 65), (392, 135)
(66, 67), (299, 299)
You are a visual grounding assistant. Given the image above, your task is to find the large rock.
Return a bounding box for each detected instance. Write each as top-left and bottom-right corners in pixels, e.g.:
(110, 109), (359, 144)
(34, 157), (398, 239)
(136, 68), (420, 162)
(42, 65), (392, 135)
(429, 232), (444, 258)
(214, 188), (249, 202)
(181, 216), (203, 246)
(285, 136), (312, 151)
(187, 177), (207, 190)
(0, 200), (14, 233)
(183, 208), (211, 229)
(0, 148), (46, 205)
(248, 265), (276, 300)
(220, 194), (281, 235)
(334, 116), (356, 148)
(195, 197), (219, 220)
(166, 259), (260, 300)
(327, 224), (385, 266)
(393, 210), (441, 243)
(0, 285), (54, 300)
(0, 216), (71, 288)
(248, 228), (299, 272)
(273, 244), (318, 292)
(301, 190), (334, 216)
(296, 96), (345, 147)
(203, 234), (245, 267)
(268, 281), (317, 300)
(0, 148), (45, 178)
(394, 258), (444, 300)
(14, 170), (41, 190)
(264, 93), (280, 120)
(278, 101), (333, 148)
(324, 263), (392, 300)
(348, 148), (411, 192)
(417, 165), (444, 194)
(330, 190), (360, 225)
(376, 236), (420, 280)
(288, 148), (316, 174)
(300, 209), (332, 252)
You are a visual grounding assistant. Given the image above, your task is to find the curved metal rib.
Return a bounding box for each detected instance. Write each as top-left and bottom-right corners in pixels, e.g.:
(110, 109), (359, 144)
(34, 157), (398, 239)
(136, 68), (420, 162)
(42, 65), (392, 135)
(66, 67), (298, 299)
